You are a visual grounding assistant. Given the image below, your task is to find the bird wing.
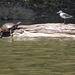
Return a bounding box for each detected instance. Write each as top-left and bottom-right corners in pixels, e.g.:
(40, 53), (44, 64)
(63, 13), (72, 18)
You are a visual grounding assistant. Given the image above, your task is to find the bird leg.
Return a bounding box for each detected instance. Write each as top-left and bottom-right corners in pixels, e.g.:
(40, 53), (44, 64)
(64, 19), (66, 24)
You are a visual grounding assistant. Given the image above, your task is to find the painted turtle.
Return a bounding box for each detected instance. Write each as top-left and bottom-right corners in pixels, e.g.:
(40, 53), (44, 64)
(0, 21), (21, 38)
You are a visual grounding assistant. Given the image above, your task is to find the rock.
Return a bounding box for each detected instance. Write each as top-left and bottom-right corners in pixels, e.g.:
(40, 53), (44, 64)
(11, 7), (35, 20)
(0, 6), (35, 20)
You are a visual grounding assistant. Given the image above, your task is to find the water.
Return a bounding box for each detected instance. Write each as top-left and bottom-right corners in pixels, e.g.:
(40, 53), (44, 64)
(0, 39), (75, 75)
(0, 20), (34, 27)
(0, 16), (75, 27)
(0, 19), (75, 75)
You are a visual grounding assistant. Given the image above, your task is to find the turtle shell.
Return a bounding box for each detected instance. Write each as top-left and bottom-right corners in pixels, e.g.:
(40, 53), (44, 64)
(1, 23), (15, 32)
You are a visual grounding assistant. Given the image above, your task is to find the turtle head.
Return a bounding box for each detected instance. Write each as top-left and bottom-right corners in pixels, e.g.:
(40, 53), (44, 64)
(14, 21), (21, 29)
(0, 28), (3, 38)
(16, 21), (21, 25)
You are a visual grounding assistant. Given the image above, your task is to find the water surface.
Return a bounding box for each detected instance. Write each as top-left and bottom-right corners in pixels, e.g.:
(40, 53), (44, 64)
(0, 39), (75, 75)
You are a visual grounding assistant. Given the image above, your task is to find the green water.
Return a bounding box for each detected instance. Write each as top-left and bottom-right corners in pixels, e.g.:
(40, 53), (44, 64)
(0, 39), (75, 75)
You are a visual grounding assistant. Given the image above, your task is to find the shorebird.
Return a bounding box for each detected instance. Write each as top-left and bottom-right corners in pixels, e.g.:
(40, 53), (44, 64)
(57, 10), (73, 24)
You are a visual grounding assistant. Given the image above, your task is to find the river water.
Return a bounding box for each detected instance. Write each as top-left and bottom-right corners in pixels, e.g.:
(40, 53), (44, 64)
(0, 19), (75, 75)
(0, 16), (75, 27)
(0, 38), (75, 75)
(0, 20), (34, 27)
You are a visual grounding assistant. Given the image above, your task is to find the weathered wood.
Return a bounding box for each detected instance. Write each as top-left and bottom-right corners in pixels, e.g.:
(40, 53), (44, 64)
(12, 23), (75, 41)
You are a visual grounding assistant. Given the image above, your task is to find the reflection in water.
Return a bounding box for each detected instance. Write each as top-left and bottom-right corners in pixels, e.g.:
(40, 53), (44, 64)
(0, 38), (13, 42)
(7, 38), (13, 42)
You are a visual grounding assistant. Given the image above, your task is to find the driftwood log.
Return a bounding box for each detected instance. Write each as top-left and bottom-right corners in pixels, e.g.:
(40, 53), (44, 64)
(11, 23), (75, 41)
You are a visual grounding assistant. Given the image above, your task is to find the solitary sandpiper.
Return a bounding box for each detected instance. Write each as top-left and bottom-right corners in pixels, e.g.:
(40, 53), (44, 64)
(57, 10), (73, 24)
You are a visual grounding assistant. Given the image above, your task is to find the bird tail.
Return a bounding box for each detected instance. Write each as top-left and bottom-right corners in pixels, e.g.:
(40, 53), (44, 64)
(71, 17), (75, 19)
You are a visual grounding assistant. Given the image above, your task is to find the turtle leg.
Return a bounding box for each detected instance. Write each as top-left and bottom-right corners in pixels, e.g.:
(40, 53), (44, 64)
(0, 32), (3, 38)
(0, 28), (3, 38)
(10, 28), (13, 37)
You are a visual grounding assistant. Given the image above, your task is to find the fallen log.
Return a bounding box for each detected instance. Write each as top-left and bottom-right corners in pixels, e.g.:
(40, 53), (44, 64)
(12, 23), (75, 41)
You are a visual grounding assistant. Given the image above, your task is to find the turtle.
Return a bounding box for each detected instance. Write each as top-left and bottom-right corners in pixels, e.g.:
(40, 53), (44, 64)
(0, 21), (21, 38)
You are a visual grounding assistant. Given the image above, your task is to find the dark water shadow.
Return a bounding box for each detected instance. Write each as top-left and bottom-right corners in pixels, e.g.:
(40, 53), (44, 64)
(0, 16), (75, 28)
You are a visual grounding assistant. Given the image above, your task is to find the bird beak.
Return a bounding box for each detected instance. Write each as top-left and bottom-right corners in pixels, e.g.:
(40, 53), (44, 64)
(56, 12), (59, 14)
